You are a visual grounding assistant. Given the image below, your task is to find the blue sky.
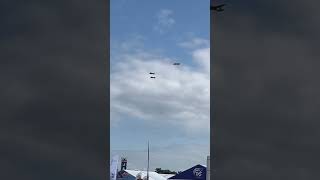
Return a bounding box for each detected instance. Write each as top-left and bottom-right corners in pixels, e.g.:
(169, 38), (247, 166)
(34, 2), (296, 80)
(110, 0), (210, 171)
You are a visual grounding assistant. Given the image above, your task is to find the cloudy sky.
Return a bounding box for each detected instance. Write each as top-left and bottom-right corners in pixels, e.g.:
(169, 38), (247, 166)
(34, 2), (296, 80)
(110, 0), (210, 171)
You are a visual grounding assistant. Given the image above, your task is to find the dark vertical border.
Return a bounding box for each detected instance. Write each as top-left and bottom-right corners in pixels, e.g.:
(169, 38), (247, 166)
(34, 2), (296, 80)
(210, 0), (320, 179)
(0, 0), (110, 179)
(106, 0), (110, 179)
(210, 0), (215, 179)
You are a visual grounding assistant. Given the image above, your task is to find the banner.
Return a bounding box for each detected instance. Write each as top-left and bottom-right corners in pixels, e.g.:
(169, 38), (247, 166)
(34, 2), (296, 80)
(110, 155), (119, 180)
(169, 164), (206, 180)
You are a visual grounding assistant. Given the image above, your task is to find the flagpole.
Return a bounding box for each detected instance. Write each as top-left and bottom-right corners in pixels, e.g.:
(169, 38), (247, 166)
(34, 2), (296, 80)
(147, 141), (149, 180)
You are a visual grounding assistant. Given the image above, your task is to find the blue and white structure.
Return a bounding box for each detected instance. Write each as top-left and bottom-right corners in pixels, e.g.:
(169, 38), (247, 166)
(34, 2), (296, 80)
(169, 164), (207, 180)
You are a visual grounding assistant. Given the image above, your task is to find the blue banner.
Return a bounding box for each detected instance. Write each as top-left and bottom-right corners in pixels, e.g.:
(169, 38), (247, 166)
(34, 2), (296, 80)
(169, 164), (206, 180)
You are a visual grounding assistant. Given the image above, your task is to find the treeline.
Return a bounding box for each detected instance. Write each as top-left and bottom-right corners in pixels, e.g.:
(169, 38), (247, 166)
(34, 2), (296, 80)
(155, 168), (181, 174)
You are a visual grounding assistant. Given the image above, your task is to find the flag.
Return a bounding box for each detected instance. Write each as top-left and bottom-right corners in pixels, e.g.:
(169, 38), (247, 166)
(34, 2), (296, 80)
(110, 155), (119, 180)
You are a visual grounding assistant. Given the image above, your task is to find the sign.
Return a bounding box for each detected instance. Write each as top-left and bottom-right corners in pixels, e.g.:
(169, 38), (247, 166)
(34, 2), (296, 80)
(193, 167), (204, 177)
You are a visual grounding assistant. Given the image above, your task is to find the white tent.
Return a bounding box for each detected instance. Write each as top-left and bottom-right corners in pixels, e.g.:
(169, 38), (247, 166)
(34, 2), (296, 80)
(159, 174), (175, 179)
(125, 170), (167, 180)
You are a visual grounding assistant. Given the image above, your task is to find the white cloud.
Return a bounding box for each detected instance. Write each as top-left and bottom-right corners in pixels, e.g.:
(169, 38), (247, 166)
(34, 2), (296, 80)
(153, 9), (175, 34)
(178, 38), (209, 49)
(110, 36), (210, 171)
(193, 47), (210, 73)
(110, 39), (210, 135)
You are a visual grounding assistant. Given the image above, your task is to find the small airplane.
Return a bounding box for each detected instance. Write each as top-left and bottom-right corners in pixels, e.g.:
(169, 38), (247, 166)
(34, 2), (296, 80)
(150, 76), (156, 79)
(211, 4), (225, 12)
(173, 63), (180, 65)
(149, 72), (155, 75)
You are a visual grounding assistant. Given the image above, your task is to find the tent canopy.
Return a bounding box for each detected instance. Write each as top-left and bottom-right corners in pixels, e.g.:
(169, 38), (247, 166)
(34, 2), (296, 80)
(169, 164), (206, 180)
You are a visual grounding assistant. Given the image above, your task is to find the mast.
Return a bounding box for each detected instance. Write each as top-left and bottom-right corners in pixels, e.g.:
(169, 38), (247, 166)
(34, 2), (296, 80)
(147, 141), (149, 180)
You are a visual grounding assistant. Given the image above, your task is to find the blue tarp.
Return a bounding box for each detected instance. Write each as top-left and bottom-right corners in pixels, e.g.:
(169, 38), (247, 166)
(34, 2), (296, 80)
(169, 164), (206, 180)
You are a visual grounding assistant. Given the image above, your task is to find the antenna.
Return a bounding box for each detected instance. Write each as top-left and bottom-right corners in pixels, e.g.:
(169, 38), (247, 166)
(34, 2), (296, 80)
(147, 141), (149, 180)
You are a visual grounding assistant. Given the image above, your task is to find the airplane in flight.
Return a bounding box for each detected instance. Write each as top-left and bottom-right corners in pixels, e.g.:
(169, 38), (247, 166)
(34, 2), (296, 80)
(173, 63), (180, 65)
(211, 4), (225, 12)
(150, 76), (156, 79)
(149, 72), (155, 75)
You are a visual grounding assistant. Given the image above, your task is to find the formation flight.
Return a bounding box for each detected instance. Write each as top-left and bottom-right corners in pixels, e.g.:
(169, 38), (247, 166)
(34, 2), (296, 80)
(149, 72), (156, 79)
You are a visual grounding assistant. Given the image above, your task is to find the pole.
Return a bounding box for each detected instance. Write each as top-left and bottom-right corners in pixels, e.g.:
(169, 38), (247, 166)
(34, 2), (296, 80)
(147, 141), (149, 180)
